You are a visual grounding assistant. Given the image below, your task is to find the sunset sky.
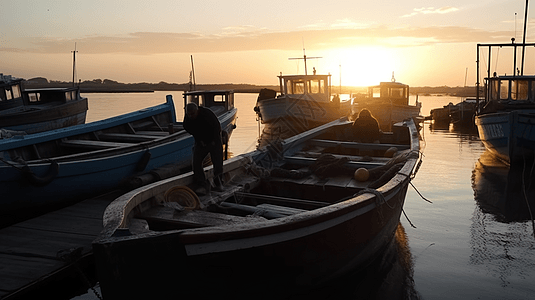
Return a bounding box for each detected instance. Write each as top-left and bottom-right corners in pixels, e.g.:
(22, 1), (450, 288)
(2, 0), (535, 87)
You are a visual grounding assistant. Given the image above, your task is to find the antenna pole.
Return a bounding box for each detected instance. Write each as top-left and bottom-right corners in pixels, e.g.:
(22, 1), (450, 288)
(521, 0), (529, 75)
(71, 43), (78, 87)
(288, 49), (321, 75)
(190, 55), (196, 91)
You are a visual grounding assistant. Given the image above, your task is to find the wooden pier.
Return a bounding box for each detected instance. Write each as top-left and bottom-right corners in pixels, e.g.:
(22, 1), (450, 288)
(0, 190), (123, 300)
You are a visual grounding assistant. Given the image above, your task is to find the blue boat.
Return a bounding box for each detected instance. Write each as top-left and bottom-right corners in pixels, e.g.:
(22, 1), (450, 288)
(0, 91), (237, 224)
(474, 43), (535, 165)
(0, 74), (88, 134)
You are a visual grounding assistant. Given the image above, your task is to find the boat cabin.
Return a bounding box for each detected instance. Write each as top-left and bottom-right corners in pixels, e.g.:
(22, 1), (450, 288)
(24, 87), (83, 106)
(183, 90), (235, 113)
(0, 75), (24, 111)
(367, 81), (409, 106)
(278, 74), (331, 102)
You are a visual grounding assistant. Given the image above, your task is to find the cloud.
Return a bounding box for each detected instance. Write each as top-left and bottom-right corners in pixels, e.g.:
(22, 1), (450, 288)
(402, 7), (459, 18)
(0, 24), (512, 55)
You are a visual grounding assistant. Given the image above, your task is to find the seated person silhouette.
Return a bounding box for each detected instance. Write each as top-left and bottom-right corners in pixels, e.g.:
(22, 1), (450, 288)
(352, 108), (382, 143)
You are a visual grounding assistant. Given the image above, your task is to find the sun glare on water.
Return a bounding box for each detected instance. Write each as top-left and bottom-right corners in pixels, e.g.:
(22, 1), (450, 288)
(324, 47), (397, 87)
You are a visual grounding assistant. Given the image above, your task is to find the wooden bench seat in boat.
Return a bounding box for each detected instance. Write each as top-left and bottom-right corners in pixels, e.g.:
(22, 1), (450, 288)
(283, 155), (385, 169)
(134, 131), (170, 136)
(97, 132), (160, 143)
(60, 139), (137, 149)
(136, 206), (266, 229)
(309, 139), (410, 151)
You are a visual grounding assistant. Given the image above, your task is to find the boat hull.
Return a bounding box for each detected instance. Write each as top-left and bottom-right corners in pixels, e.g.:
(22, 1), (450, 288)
(93, 183), (407, 299)
(475, 110), (535, 164)
(0, 96), (237, 221)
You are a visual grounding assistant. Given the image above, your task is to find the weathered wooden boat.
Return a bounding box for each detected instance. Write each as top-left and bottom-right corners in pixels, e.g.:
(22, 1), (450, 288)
(0, 74), (88, 134)
(450, 98), (476, 127)
(0, 91), (237, 222)
(93, 116), (422, 299)
(474, 42), (535, 164)
(430, 102), (453, 126)
(352, 79), (422, 131)
(254, 56), (352, 132)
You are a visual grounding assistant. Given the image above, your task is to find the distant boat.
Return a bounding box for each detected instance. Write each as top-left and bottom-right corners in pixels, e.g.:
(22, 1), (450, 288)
(430, 102), (453, 126)
(0, 74), (88, 134)
(0, 90), (237, 222)
(450, 99), (477, 127)
(254, 56), (352, 132)
(352, 79), (422, 131)
(92, 117), (422, 299)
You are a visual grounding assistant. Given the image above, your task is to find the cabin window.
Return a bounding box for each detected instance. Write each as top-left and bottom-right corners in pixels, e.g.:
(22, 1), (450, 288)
(391, 87), (405, 98)
(28, 93), (39, 102)
(289, 80), (305, 94)
(5, 88), (13, 100)
(12, 85), (21, 99)
(499, 80), (509, 100)
(65, 91), (73, 101)
(511, 80), (529, 101)
(213, 95), (225, 103)
(371, 87), (381, 98)
(308, 79), (325, 94)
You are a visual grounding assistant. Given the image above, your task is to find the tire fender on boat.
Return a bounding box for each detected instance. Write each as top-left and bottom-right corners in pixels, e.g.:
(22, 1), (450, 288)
(22, 160), (59, 187)
(136, 150), (152, 172)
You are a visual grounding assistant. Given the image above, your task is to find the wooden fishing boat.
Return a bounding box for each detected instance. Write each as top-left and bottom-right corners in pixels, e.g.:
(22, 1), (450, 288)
(93, 116), (422, 299)
(0, 91), (237, 223)
(352, 79), (422, 131)
(430, 102), (453, 126)
(450, 98), (476, 127)
(254, 56), (352, 132)
(475, 48), (535, 164)
(474, 8), (535, 165)
(0, 74), (88, 134)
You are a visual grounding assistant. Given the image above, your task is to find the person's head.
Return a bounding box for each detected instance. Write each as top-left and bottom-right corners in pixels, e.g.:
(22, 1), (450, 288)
(186, 102), (199, 119)
(358, 108), (372, 118)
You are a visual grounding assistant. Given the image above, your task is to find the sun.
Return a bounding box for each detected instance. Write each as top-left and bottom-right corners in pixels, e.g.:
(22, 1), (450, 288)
(323, 46), (397, 87)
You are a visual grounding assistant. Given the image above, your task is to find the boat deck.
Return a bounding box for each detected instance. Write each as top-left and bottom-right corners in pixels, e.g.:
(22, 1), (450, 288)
(0, 191), (121, 299)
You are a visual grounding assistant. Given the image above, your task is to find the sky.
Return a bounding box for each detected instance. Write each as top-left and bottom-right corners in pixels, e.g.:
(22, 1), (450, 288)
(2, 0), (535, 87)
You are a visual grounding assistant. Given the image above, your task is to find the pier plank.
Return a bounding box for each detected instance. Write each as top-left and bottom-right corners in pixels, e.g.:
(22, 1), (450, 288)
(0, 190), (119, 298)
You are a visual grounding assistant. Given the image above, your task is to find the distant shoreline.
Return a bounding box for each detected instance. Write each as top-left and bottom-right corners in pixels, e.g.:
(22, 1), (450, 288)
(23, 80), (478, 97)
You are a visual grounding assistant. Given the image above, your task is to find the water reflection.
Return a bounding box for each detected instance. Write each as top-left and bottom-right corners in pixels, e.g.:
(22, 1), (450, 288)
(289, 224), (420, 300)
(470, 151), (535, 287)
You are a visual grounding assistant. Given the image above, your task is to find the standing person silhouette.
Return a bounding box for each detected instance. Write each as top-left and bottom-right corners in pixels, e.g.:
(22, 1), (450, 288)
(183, 102), (224, 194)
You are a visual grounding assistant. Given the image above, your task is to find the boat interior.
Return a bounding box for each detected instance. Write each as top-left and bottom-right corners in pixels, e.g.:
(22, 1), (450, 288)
(3, 112), (183, 164)
(127, 122), (417, 234)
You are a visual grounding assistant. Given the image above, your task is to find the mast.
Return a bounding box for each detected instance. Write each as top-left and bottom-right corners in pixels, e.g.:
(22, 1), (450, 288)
(190, 55), (196, 91)
(71, 43), (78, 87)
(289, 48), (321, 75)
(521, 0), (529, 75)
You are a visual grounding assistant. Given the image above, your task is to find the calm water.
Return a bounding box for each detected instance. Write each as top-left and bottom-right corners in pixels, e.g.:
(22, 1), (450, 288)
(72, 92), (535, 299)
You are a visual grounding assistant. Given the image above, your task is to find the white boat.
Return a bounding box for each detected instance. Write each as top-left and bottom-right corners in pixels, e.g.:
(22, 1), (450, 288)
(254, 56), (352, 132)
(352, 79), (422, 131)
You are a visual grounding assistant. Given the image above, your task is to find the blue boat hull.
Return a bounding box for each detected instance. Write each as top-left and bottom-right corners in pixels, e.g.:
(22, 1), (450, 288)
(0, 95), (237, 221)
(476, 110), (535, 164)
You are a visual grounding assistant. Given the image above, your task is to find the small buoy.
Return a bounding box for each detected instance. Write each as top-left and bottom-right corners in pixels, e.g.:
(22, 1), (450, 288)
(384, 147), (398, 158)
(354, 168), (369, 182)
